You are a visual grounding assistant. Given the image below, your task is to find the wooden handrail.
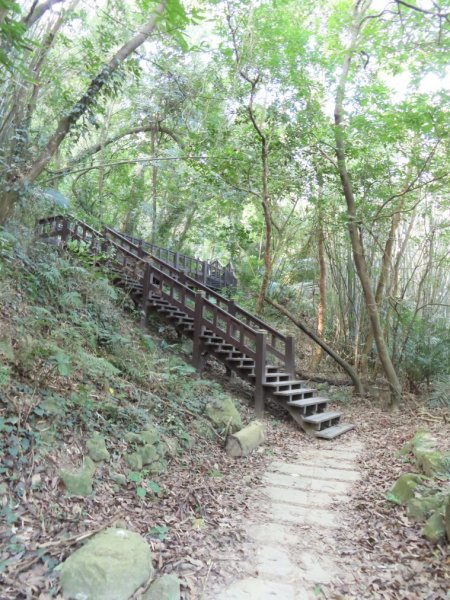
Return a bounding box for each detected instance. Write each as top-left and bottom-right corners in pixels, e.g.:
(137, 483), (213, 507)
(37, 215), (295, 373)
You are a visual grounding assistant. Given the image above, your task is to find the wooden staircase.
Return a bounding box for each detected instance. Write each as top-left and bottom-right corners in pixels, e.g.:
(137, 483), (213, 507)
(37, 215), (354, 440)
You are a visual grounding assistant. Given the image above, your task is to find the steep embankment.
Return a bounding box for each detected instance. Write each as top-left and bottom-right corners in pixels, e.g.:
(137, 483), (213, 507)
(0, 226), (268, 599)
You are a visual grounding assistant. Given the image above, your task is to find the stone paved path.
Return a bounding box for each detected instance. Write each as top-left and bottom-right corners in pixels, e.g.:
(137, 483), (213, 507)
(213, 438), (362, 600)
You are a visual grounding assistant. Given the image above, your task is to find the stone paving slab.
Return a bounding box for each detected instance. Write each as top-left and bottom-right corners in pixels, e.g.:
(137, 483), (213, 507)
(269, 461), (360, 482)
(217, 577), (295, 600)
(263, 471), (352, 494)
(261, 484), (333, 507)
(213, 441), (362, 600)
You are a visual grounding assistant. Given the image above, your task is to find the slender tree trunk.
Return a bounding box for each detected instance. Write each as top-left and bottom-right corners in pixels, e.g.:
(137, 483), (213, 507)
(312, 172), (325, 369)
(256, 136), (272, 314)
(265, 297), (365, 396)
(150, 127), (158, 244)
(333, 1), (402, 405)
(0, 1), (167, 223)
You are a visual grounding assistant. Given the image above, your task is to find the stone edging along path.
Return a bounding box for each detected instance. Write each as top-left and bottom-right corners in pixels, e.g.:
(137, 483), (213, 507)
(213, 438), (363, 600)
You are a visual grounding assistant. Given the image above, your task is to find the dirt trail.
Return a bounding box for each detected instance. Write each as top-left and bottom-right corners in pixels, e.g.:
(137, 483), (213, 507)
(208, 435), (363, 600)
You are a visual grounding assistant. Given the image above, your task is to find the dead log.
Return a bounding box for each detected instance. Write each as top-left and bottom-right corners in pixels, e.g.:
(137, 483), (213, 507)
(225, 421), (265, 457)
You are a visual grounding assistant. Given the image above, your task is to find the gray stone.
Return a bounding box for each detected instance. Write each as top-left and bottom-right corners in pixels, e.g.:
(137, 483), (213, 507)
(111, 472), (127, 486)
(60, 457), (96, 496)
(387, 473), (426, 505)
(143, 574), (181, 600)
(56, 528), (153, 600)
(86, 434), (110, 462)
(126, 451), (143, 471)
(205, 397), (242, 433)
(423, 512), (446, 543)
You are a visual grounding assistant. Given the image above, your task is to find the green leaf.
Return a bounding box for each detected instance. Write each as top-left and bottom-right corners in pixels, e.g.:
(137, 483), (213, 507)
(148, 480), (161, 494)
(127, 471), (142, 483)
(136, 486), (146, 499)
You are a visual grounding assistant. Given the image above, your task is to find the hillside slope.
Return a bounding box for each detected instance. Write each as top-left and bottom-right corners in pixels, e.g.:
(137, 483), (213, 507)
(0, 225), (266, 599)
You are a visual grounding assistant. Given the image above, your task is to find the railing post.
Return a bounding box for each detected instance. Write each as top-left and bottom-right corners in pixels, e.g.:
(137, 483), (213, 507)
(285, 335), (296, 378)
(137, 240), (145, 258)
(175, 252), (180, 271)
(202, 261), (208, 285)
(141, 263), (151, 324)
(254, 330), (267, 417)
(192, 292), (205, 371)
(60, 218), (70, 244)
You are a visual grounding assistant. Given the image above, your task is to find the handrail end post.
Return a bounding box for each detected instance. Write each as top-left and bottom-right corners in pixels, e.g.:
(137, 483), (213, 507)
(192, 292), (205, 371)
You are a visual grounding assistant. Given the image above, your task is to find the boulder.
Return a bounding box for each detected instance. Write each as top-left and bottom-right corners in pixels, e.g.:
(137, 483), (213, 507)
(423, 512), (446, 543)
(445, 495), (450, 541)
(60, 457), (96, 496)
(403, 430), (450, 476)
(126, 451), (143, 471)
(57, 527), (153, 600)
(387, 473), (426, 505)
(111, 472), (127, 486)
(407, 494), (445, 522)
(205, 397), (242, 433)
(86, 434), (110, 462)
(143, 574), (181, 600)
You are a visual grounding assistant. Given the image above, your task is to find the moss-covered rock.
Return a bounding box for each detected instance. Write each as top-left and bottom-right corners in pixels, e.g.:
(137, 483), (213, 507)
(143, 574), (181, 600)
(445, 496), (450, 541)
(205, 396), (242, 433)
(407, 495), (445, 522)
(140, 425), (160, 446)
(141, 444), (159, 465)
(56, 527), (153, 600)
(387, 473), (426, 505)
(86, 434), (110, 462)
(126, 451), (143, 471)
(423, 511), (446, 543)
(60, 457), (96, 496)
(416, 451), (450, 477)
(192, 419), (217, 440)
(111, 472), (127, 486)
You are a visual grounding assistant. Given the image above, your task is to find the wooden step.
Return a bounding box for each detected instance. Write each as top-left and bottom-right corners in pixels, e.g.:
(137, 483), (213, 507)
(274, 387), (317, 398)
(303, 410), (341, 424)
(287, 397), (328, 409)
(264, 379), (306, 389)
(315, 423), (354, 439)
(265, 372), (291, 382)
(227, 357), (253, 364)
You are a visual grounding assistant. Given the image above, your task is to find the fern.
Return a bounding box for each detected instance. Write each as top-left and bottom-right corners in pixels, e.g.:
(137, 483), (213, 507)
(429, 374), (450, 408)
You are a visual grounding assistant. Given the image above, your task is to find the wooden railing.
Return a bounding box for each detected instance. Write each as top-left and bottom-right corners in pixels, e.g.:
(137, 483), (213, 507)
(118, 231), (237, 290)
(37, 216), (297, 393)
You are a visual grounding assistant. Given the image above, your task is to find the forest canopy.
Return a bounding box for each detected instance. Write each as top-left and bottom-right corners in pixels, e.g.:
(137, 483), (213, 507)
(1, 0), (449, 402)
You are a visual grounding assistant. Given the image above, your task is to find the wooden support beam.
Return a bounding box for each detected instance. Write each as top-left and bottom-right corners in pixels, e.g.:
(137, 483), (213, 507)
(192, 292), (205, 371)
(254, 330), (267, 416)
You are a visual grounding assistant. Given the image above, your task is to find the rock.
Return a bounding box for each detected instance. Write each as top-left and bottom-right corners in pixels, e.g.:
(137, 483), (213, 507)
(112, 519), (128, 530)
(403, 430), (450, 476)
(60, 457), (96, 496)
(126, 451), (143, 471)
(387, 473), (426, 505)
(407, 495), (445, 522)
(192, 419), (216, 440)
(423, 511), (446, 543)
(140, 425), (160, 446)
(205, 396), (242, 433)
(0, 482), (8, 495)
(111, 472), (127, 486)
(57, 528), (153, 600)
(143, 574), (181, 600)
(416, 450), (450, 477)
(445, 496), (450, 540)
(226, 421), (265, 457)
(141, 444), (159, 466)
(147, 460), (166, 475)
(86, 434), (110, 462)
(124, 432), (143, 444)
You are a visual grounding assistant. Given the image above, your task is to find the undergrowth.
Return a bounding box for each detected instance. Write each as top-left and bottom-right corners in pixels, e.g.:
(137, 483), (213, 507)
(0, 223), (242, 487)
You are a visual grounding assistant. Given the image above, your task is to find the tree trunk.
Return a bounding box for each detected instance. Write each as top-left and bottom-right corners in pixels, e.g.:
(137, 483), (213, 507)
(256, 136), (272, 314)
(265, 296), (365, 396)
(333, 1), (402, 406)
(312, 173), (325, 369)
(226, 421), (265, 457)
(150, 127), (158, 244)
